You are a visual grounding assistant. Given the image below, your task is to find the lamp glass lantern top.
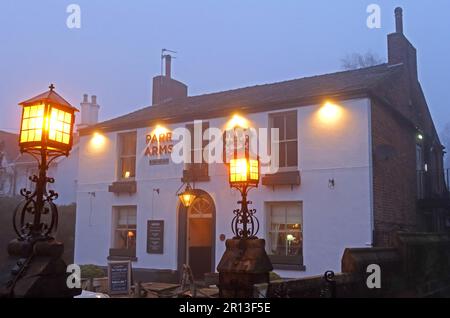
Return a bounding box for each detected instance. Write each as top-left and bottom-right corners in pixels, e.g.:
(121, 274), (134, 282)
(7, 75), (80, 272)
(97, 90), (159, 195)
(178, 183), (196, 208)
(226, 126), (259, 188)
(18, 85), (78, 155)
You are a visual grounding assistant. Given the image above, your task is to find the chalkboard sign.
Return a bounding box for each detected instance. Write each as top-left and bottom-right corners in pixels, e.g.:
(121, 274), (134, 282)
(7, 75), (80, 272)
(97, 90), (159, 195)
(147, 220), (164, 254)
(108, 261), (132, 295)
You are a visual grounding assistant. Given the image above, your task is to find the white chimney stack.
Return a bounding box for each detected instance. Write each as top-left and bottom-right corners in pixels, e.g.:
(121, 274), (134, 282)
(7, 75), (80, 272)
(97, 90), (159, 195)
(78, 94), (100, 129)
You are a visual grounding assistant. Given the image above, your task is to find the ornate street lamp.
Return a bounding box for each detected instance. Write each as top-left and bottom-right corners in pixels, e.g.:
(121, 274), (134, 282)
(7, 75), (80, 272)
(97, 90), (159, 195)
(15, 84), (78, 239)
(227, 127), (260, 239)
(177, 182), (196, 208)
(217, 120), (272, 298)
(0, 85), (80, 298)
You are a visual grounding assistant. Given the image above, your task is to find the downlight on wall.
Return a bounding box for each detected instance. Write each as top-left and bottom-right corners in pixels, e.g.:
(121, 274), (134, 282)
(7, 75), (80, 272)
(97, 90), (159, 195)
(318, 101), (343, 124)
(90, 132), (106, 150)
(226, 114), (249, 130)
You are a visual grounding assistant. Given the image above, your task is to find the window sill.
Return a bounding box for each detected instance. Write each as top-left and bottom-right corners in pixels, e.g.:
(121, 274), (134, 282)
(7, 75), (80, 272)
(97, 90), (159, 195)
(108, 248), (137, 262)
(181, 164), (210, 183)
(108, 180), (137, 194)
(262, 171), (301, 186)
(269, 255), (304, 271)
(107, 255), (138, 262)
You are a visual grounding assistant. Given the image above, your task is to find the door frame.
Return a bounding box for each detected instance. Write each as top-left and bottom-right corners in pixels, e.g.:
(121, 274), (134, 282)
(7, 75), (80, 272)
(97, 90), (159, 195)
(177, 189), (216, 279)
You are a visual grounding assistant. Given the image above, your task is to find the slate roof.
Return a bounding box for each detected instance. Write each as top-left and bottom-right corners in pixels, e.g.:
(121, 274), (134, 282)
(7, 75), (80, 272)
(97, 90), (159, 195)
(81, 63), (403, 135)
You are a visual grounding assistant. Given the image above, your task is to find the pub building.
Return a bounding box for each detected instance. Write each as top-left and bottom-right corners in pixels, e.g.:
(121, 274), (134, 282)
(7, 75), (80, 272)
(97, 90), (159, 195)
(74, 9), (449, 281)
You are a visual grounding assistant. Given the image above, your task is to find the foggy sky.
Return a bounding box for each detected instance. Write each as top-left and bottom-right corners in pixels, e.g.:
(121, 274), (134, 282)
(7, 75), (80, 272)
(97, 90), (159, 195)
(1, 0), (449, 136)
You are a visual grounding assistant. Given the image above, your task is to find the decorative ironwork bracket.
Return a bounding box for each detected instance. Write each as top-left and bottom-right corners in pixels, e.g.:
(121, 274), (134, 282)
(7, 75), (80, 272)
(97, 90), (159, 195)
(13, 151), (60, 241)
(231, 185), (260, 239)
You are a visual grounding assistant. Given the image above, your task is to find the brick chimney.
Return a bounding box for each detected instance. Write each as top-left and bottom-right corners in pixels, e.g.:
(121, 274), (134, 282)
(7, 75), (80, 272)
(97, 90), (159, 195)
(388, 7), (418, 80)
(78, 94), (100, 129)
(152, 53), (188, 105)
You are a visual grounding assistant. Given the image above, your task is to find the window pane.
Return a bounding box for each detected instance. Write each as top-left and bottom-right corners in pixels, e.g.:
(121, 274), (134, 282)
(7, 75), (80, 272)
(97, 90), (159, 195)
(118, 132), (137, 180)
(187, 122), (209, 164)
(114, 207), (137, 252)
(286, 229), (302, 256)
(286, 141), (298, 167)
(278, 142), (287, 168)
(115, 230), (127, 249)
(267, 203), (303, 259)
(121, 157), (136, 178)
(269, 231), (286, 256)
(287, 204), (302, 223)
(118, 210), (128, 225)
(285, 113), (297, 140)
(272, 115), (285, 141)
(121, 133), (137, 156)
(271, 205), (286, 223)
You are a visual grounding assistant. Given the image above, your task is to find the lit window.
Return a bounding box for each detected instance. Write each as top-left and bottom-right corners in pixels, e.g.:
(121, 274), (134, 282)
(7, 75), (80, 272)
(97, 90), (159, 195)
(113, 206), (137, 254)
(267, 202), (303, 266)
(118, 131), (137, 180)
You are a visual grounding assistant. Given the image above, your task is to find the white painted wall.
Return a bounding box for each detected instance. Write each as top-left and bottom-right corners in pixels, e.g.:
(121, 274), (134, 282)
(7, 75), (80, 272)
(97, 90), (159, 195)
(75, 98), (373, 278)
(51, 147), (79, 205)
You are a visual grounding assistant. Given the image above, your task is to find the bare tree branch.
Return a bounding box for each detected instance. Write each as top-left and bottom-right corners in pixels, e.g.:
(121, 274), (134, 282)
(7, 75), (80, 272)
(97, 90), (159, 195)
(341, 51), (384, 70)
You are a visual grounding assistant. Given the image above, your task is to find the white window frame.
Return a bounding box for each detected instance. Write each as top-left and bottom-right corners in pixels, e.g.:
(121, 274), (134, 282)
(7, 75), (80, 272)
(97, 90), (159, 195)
(117, 131), (137, 181)
(112, 206), (137, 252)
(268, 110), (298, 172)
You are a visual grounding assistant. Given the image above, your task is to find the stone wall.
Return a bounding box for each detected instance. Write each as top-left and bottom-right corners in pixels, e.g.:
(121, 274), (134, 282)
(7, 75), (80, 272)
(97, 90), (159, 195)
(255, 232), (450, 298)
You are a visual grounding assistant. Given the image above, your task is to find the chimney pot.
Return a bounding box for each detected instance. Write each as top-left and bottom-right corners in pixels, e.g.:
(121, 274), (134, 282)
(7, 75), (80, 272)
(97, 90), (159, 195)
(395, 7), (403, 34)
(165, 55), (172, 78)
(91, 95), (97, 105)
(83, 94), (88, 103)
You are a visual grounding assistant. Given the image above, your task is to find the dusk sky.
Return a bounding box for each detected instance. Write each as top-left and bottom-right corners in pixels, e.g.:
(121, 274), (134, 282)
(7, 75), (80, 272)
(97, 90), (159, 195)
(1, 1), (449, 135)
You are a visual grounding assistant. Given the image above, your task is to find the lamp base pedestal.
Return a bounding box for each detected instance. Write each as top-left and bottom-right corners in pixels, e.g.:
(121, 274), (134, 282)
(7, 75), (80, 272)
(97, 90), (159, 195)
(217, 238), (273, 298)
(0, 238), (81, 298)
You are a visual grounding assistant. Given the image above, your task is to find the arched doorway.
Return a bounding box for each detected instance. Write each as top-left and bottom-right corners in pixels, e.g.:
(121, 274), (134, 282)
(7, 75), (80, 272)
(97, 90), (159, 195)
(178, 190), (216, 280)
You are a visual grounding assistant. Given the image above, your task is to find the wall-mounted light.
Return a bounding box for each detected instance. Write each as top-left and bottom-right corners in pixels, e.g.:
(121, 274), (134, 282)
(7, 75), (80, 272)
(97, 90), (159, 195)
(328, 178), (335, 189)
(152, 125), (169, 137)
(226, 114), (249, 130)
(90, 132), (106, 149)
(417, 133), (424, 141)
(177, 182), (196, 208)
(318, 102), (343, 124)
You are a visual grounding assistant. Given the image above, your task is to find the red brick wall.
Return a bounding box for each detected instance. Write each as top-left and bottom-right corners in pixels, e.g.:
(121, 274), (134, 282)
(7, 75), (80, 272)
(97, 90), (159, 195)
(371, 99), (422, 246)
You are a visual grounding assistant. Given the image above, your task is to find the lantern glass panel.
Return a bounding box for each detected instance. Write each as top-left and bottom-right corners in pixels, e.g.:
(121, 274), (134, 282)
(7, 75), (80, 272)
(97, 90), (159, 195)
(230, 158), (248, 183)
(249, 159), (259, 181)
(20, 104), (45, 143)
(48, 107), (73, 145)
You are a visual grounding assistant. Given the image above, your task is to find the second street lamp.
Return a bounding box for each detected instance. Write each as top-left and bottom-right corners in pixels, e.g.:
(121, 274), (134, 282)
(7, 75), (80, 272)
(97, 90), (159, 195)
(217, 119), (273, 298)
(227, 127), (260, 239)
